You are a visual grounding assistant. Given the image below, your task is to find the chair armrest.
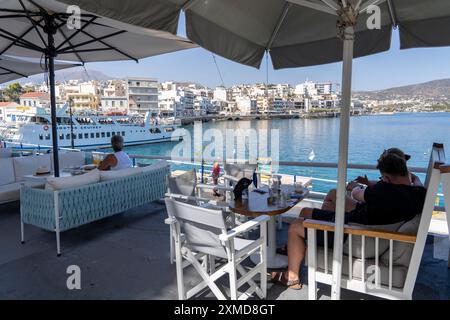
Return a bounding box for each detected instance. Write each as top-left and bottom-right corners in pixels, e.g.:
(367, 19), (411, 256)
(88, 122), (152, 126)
(165, 193), (211, 203)
(165, 217), (176, 225)
(196, 183), (233, 192)
(303, 219), (416, 244)
(222, 174), (240, 183)
(219, 215), (270, 241)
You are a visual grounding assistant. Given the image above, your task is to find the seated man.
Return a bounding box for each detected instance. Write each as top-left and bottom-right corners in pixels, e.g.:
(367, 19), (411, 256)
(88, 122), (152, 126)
(271, 151), (427, 290)
(98, 135), (133, 171)
(321, 147), (422, 213)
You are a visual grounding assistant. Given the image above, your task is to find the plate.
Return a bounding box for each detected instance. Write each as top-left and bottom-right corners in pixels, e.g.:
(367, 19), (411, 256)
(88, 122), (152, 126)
(81, 164), (97, 171)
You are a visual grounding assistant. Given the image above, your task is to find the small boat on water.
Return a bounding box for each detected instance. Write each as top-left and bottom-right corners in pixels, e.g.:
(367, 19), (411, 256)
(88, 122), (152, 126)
(0, 106), (183, 150)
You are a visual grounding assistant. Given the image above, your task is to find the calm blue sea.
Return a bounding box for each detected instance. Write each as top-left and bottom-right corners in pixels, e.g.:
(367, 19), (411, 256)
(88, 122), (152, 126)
(111, 112), (450, 198)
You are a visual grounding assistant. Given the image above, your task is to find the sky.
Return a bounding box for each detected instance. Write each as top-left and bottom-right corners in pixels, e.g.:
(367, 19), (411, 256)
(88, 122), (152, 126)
(82, 14), (450, 91)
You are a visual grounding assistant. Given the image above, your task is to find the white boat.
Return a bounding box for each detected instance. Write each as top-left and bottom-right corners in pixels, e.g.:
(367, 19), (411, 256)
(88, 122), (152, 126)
(0, 107), (183, 150)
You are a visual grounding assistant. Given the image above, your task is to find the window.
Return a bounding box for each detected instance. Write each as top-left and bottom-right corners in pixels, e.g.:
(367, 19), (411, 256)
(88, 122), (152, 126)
(101, 132), (105, 138)
(107, 132), (111, 138)
(84, 133), (89, 139)
(91, 133), (94, 139)
(112, 132), (115, 136)
(78, 133), (82, 139)
(122, 131), (125, 136)
(150, 128), (161, 134)
(66, 134), (71, 140)
(59, 134), (64, 140)
(72, 133), (76, 140)
(96, 132), (100, 138)
(39, 134), (43, 140)
(45, 134), (50, 140)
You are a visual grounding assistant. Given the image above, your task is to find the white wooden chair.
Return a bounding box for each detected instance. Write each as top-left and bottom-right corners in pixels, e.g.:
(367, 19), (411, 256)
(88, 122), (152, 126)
(165, 198), (269, 300)
(305, 143), (446, 300)
(166, 169), (234, 264)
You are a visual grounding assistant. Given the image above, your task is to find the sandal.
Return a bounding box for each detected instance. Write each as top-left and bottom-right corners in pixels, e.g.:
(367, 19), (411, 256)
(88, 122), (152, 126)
(276, 244), (288, 256)
(270, 271), (303, 290)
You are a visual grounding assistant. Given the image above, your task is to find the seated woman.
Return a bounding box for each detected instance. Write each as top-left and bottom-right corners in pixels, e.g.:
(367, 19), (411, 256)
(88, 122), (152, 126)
(271, 151), (427, 290)
(98, 135), (133, 171)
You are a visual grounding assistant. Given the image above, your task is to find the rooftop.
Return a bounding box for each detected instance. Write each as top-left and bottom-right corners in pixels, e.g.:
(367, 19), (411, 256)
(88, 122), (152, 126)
(1, 201), (448, 300)
(19, 92), (50, 100)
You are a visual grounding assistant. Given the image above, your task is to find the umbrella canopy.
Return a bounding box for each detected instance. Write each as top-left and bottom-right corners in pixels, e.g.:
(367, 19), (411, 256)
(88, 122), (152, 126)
(0, 0), (196, 63)
(0, 0), (196, 179)
(60, 0), (450, 298)
(0, 55), (78, 83)
(59, 0), (450, 68)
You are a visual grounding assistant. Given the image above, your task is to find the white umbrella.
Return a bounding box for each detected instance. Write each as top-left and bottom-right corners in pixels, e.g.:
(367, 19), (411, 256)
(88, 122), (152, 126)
(0, 55), (79, 83)
(63, 0), (450, 299)
(0, 0), (196, 176)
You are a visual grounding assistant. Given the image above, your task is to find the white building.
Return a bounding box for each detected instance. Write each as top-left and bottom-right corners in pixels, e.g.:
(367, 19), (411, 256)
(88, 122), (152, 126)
(127, 77), (159, 115)
(235, 96), (256, 115)
(159, 82), (194, 118)
(100, 96), (128, 112)
(213, 86), (230, 102)
(19, 92), (50, 108)
(0, 102), (19, 121)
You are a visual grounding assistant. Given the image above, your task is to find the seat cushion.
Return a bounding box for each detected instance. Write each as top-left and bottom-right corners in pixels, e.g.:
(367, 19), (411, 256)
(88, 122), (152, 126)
(0, 148), (12, 158)
(45, 170), (100, 191)
(140, 160), (169, 173)
(316, 247), (408, 289)
(167, 169), (196, 197)
(0, 158), (15, 186)
(381, 215), (421, 267)
(99, 167), (141, 181)
(0, 181), (44, 204)
(13, 154), (52, 182)
(53, 151), (85, 170)
(343, 221), (405, 259)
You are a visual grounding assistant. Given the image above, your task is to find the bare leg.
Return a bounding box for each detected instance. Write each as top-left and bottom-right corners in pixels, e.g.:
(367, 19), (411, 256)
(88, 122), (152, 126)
(321, 188), (358, 212)
(286, 218), (307, 282)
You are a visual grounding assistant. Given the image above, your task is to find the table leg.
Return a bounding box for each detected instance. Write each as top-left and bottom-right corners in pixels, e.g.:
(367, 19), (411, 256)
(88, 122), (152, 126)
(251, 215), (287, 269)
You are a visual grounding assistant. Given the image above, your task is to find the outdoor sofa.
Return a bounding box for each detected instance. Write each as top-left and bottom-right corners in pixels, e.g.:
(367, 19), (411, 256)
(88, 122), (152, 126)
(20, 160), (170, 255)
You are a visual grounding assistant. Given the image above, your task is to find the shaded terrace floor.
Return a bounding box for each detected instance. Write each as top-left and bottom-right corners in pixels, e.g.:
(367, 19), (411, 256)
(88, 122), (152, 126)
(0, 201), (449, 300)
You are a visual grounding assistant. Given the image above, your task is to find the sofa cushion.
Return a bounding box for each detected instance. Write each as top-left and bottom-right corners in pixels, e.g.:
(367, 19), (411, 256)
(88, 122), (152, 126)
(381, 215), (421, 267)
(0, 158), (15, 186)
(45, 170), (100, 191)
(13, 154), (52, 182)
(52, 151), (85, 170)
(0, 181), (44, 204)
(99, 167), (141, 181)
(343, 221), (405, 259)
(317, 247), (408, 289)
(140, 160), (169, 173)
(0, 148), (12, 158)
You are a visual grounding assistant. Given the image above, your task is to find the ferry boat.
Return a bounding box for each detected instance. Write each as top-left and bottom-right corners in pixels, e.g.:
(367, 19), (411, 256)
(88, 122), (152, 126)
(0, 107), (183, 150)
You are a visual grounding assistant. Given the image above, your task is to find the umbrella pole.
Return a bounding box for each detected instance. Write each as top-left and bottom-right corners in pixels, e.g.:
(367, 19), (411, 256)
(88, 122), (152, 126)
(331, 25), (354, 300)
(44, 16), (60, 177)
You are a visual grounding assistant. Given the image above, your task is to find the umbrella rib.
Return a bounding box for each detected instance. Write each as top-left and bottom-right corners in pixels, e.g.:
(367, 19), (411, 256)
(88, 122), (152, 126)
(55, 16), (98, 51)
(181, 0), (200, 11)
(0, 27), (43, 52)
(58, 30), (125, 53)
(18, 0), (47, 47)
(0, 16), (44, 55)
(76, 29), (138, 62)
(359, 0), (387, 13)
(0, 65), (28, 78)
(386, 0), (398, 27)
(266, 2), (292, 50)
(286, 0), (337, 15)
(56, 26), (85, 65)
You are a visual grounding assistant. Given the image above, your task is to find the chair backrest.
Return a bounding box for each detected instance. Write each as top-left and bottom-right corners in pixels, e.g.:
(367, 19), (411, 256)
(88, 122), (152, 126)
(167, 169), (197, 197)
(403, 143), (445, 296)
(165, 198), (229, 258)
(225, 163), (257, 180)
(424, 143), (445, 189)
